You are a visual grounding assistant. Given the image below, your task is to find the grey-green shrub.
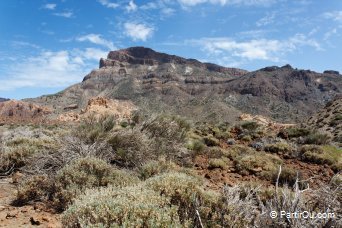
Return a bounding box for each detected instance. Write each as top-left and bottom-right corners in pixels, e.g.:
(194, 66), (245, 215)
(62, 185), (184, 227)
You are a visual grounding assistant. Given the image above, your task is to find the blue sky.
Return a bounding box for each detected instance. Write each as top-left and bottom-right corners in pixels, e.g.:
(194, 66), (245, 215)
(0, 0), (341, 99)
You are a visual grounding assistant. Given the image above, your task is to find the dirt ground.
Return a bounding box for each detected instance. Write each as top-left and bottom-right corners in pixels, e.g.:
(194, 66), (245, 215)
(0, 177), (61, 228)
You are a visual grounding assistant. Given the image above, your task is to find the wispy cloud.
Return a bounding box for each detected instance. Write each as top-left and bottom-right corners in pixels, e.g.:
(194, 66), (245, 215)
(0, 49), (107, 91)
(323, 11), (342, 23)
(53, 10), (73, 18)
(256, 12), (275, 27)
(77, 34), (116, 50)
(177, 0), (276, 7)
(124, 22), (154, 41)
(43, 3), (57, 10)
(126, 0), (138, 12)
(98, 0), (119, 9)
(188, 33), (321, 64)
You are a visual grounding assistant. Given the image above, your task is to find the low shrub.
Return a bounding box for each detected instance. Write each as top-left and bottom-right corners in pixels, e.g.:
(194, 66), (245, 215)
(16, 157), (139, 211)
(208, 158), (227, 169)
(145, 172), (219, 226)
(300, 145), (341, 167)
(15, 175), (53, 205)
(203, 136), (220, 147)
(278, 127), (310, 139)
(138, 158), (178, 180)
(240, 121), (260, 132)
(304, 132), (331, 145)
(107, 130), (153, 168)
(62, 185), (184, 227)
(235, 152), (283, 179)
(265, 142), (296, 158)
(75, 114), (116, 143)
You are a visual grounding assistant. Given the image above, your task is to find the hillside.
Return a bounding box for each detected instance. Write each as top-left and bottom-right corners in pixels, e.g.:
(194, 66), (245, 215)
(308, 95), (342, 145)
(26, 47), (342, 124)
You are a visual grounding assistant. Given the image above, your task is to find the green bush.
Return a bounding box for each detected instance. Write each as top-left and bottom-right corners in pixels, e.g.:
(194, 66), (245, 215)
(304, 132), (331, 145)
(265, 142), (296, 158)
(300, 145), (341, 167)
(240, 121), (260, 132)
(278, 127), (310, 139)
(62, 185), (184, 227)
(203, 136), (220, 147)
(208, 158), (227, 169)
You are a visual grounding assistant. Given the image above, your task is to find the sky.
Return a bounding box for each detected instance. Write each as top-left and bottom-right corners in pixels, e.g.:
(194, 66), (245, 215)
(0, 0), (341, 99)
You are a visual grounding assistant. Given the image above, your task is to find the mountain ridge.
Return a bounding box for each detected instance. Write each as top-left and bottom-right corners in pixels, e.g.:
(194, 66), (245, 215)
(22, 46), (342, 123)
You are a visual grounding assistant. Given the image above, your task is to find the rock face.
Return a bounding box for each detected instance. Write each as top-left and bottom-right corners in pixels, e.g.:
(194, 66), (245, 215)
(27, 47), (342, 123)
(307, 95), (342, 145)
(0, 100), (51, 122)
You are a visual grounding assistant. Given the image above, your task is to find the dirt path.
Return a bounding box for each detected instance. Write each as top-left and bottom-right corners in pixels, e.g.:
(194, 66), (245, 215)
(0, 178), (61, 228)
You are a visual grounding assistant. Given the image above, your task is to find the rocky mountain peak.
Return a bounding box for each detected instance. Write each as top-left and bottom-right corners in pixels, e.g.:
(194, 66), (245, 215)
(99, 47), (247, 75)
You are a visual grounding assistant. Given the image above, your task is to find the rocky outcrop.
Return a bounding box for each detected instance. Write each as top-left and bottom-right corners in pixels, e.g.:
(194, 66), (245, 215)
(58, 97), (137, 122)
(0, 100), (51, 123)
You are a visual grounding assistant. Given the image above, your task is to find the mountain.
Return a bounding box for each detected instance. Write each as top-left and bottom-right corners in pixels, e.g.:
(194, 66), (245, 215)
(0, 98), (9, 102)
(307, 95), (342, 145)
(26, 47), (342, 123)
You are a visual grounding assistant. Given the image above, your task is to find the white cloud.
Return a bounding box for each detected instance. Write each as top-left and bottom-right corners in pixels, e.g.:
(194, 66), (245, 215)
(53, 10), (73, 18)
(0, 48), (107, 91)
(124, 22), (154, 41)
(323, 11), (342, 23)
(43, 3), (57, 10)
(77, 34), (116, 50)
(189, 34), (321, 63)
(323, 28), (337, 40)
(126, 0), (138, 12)
(98, 0), (119, 9)
(256, 12), (275, 27)
(177, 0), (275, 7)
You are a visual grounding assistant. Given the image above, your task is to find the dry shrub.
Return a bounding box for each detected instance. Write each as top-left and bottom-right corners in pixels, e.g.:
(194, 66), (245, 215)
(15, 157), (139, 211)
(75, 114), (116, 143)
(62, 186), (184, 227)
(138, 158), (178, 180)
(208, 158), (228, 170)
(15, 175), (53, 205)
(260, 167), (341, 227)
(26, 136), (112, 175)
(235, 152), (283, 179)
(145, 172), (219, 226)
(107, 130), (153, 168)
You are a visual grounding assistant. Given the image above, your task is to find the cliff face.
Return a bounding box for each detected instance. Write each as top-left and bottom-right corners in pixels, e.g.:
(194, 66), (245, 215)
(27, 47), (342, 123)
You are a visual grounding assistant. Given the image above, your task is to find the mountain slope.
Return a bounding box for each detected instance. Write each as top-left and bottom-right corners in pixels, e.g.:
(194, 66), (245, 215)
(26, 47), (342, 123)
(308, 95), (342, 145)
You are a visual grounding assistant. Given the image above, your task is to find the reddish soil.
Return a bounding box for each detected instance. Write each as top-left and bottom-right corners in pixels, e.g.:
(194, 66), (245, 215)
(0, 178), (61, 228)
